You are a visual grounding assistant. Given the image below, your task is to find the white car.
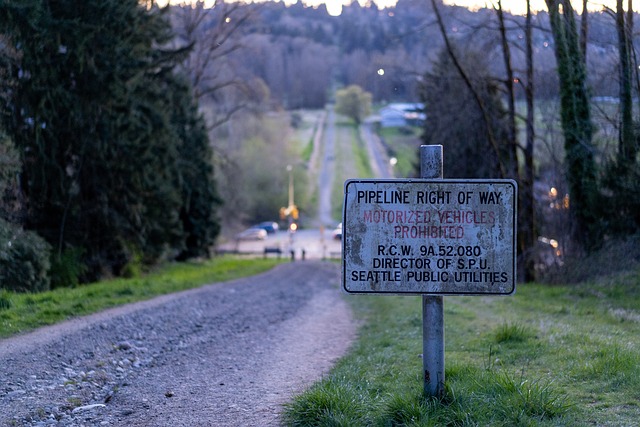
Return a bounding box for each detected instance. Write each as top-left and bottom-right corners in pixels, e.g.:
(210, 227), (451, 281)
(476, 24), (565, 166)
(236, 227), (268, 240)
(332, 223), (342, 240)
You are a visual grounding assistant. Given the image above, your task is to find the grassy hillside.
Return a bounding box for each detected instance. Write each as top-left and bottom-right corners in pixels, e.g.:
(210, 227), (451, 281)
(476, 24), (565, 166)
(284, 266), (640, 426)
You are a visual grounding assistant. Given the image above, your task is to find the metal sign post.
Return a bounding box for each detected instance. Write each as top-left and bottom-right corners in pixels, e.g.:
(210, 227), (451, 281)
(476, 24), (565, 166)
(420, 145), (445, 397)
(341, 145), (517, 398)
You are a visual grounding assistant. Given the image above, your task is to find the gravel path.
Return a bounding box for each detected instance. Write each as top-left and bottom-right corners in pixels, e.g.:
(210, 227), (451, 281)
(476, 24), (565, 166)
(0, 261), (357, 426)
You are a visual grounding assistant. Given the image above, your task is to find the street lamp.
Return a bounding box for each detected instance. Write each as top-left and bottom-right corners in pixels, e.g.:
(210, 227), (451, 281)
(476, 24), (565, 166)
(287, 164), (294, 208)
(389, 157), (397, 177)
(286, 165), (296, 248)
(279, 165), (298, 224)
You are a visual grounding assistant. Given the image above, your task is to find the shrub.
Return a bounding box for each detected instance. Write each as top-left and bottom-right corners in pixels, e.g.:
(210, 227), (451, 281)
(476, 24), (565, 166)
(121, 253), (143, 279)
(0, 290), (11, 310)
(0, 218), (51, 292)
(49, 247), (87, 288)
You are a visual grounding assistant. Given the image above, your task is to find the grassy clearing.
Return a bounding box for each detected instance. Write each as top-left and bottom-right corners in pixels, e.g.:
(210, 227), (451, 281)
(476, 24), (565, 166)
(283, 270), (640, 426)
(378, 126), (421, 178)
(295, 109), (324, 164)
(0, 256), (282, 338)
(353, 126), (373, 178)
(331, 118), (372, 222)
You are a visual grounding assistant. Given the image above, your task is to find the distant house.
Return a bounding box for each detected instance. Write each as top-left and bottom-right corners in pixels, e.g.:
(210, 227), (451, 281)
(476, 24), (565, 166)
(378, 103), (426, 128)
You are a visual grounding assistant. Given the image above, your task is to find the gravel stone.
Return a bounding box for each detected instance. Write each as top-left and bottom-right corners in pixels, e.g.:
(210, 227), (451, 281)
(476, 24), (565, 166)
(0, 261), (356, 426)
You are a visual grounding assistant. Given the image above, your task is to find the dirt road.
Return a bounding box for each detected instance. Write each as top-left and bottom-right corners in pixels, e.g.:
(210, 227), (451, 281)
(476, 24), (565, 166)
(0, 261), (356, 426)
(1, 107), (385, 426)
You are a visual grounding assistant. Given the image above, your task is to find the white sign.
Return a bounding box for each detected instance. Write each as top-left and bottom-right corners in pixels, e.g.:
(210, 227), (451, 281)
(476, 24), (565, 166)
(342, 179), (517, 295)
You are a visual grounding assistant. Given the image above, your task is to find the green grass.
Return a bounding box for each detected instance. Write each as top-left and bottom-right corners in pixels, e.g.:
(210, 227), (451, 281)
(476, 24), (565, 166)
(283, 270), (640, 426)
(331, 121), (363, 222)
(330, 119), (375, 222)
(301, 133), (314, 163)
(297, 109), (325, 221)
(377, 126), (422, 178)
(353, 126), (372, 178)
(0, 256), (283, 338)
(294, 109), (323, 164)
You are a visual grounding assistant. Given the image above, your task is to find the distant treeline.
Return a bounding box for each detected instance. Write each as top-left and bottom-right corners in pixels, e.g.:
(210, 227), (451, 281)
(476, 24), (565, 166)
(203, 0), (631, 109)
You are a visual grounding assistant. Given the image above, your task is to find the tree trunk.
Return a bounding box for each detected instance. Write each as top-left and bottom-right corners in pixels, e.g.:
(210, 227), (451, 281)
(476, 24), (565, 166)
(580, 0), (588, 60)
(496, 1), (519, 179)
(496, 0), (536, 281)
(545, 0), (600, 253)
(617, 0), (636, 164)
(523, 0), (537, 281)
(430, 0), (508, 178)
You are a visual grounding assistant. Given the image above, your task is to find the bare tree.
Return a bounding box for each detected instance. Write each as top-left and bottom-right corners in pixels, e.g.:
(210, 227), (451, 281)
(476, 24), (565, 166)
(604, 0), (636, 164)
(429, 0), (539, 279)
(599, 0), (640, 236)
(522, 0), (537, 281)
(495, 0), (518, 177)
(430, 0), (516, 179)
(491, 0), (538, 280)
(171, 1), (265, 131)
(497, 0), (537, 280)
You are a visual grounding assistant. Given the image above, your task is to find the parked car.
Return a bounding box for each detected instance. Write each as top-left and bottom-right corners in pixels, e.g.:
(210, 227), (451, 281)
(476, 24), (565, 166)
(332, 223), (342, 240)
(255, 221), (279, 234)
(236, 227), (267, 240)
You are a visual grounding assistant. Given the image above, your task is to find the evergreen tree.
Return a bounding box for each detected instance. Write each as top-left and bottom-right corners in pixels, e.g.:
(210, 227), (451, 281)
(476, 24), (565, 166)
(0, 0), (220, 279)
(420, 47), (508, 179)
(170, 77), (222, 260)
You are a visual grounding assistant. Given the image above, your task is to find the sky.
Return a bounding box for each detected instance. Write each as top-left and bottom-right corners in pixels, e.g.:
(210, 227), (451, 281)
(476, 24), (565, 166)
(156, 0), (618, 17)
